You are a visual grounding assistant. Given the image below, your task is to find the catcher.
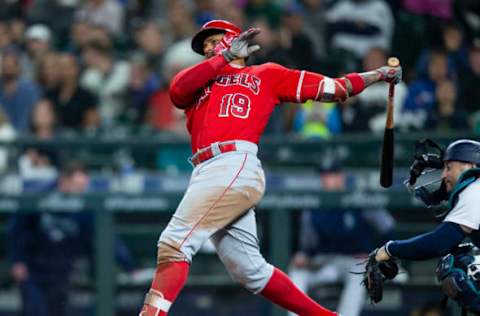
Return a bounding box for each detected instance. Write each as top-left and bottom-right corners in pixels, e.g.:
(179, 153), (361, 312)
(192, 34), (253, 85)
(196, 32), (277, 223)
(365, 139), (480, 314)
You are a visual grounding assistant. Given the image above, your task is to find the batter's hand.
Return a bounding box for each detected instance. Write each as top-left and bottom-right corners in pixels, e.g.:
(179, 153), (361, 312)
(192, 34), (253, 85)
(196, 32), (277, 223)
(375, 246), (392, 262)
(223, 28), (261, 62)
(376, 65), (402, 84)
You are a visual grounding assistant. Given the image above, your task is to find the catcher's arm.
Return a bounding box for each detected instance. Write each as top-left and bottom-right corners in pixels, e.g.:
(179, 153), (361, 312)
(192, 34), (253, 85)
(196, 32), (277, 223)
(378, 222), (466, 261)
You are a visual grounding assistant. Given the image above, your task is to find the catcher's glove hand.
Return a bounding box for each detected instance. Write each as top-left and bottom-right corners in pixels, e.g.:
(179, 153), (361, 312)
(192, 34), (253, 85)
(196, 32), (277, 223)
(361, 249), (399, 304)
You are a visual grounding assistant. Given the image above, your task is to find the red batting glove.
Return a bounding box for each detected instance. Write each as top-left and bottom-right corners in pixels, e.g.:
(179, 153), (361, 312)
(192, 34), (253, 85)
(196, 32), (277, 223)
(213, 32), (236, 56)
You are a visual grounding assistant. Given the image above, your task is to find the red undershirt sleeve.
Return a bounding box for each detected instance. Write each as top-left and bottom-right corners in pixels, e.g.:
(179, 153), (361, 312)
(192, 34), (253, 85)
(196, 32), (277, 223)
(272, 65), (365, 103)
(169, 55), (228, 109)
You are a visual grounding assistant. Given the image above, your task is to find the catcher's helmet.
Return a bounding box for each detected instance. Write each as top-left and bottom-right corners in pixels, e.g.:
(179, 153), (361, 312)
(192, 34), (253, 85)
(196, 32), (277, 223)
(444, 139), (480, 165)
(191, 20), (241, 55)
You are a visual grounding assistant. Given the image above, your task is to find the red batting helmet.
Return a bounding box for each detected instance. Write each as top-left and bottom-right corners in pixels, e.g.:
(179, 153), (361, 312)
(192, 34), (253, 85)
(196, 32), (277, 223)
(191, 20), (241, 55)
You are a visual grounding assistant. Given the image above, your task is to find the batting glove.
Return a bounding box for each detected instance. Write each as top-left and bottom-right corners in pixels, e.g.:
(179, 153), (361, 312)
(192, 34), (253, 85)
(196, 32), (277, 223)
(376, 65), (402, 84)
(222, 28), (261, 62)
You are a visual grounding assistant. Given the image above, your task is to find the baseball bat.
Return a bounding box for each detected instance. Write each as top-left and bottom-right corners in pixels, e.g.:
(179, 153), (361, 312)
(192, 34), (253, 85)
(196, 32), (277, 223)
(379, 57), (400, 188)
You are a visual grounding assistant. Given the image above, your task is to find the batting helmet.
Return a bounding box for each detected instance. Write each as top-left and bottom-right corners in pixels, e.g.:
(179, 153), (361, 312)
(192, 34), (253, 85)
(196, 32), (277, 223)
(191, 20), (241, 55)
(444, 139), (480, 165)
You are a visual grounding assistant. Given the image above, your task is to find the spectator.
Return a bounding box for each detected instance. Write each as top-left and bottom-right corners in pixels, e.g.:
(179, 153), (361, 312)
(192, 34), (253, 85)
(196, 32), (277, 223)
(125, 56), (161, 125)
(301, 0), (328, 60)
(133, 21), (165, 77)
(148, 89), (188, 135)
(403, 50), (450, 129)
(193, 0), (216, 25)
(355, 47), (408, 133)
(288, 164), (396, 316)
(88, 24), (113, 51)
(0, 51), (41, 133)
(48, 53), (99, 131)
(403, 0), (453, 20)
(18, 147), (59, 181)
(8, 18), (26, 47)
(21, 24), (53, 81)
(416, 22), (468, 80)
(326, 0), (394, 60)
(459, 45), (480, 126)
(29, 99), (58, 139)
(147, 38), (197, 135)
(0, 21), (13, 61)
(74, 0), (125, 36)
(294, 101), (341, 138)
(0, 0), (22, 20)
(66, 19), (93, 56)
(247, 18), (296, 135)
(247, 18), (293, 67)
(212, 0), (246, 29)
(278, 3), (317, 70)
(18, 99), (59, 181)
(26, 0), (78, 45)
(161, 37), (203, 87)
(6, 162), (135, 316)
(425, 79), (468, 132)
(80, 41), (130, 127)
(36, 52), (61, 95)
(0, 107), (15, 172)
(245, 0), (282, 28)
(166, 1), (196, 43)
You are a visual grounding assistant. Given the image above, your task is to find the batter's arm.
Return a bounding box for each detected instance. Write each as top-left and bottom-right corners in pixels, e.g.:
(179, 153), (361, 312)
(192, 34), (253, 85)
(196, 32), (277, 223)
(169, 55), (229, 109)
(270, 63), (401, 104)
(292, 70), (398, 103)
(353, 70), (383, 90)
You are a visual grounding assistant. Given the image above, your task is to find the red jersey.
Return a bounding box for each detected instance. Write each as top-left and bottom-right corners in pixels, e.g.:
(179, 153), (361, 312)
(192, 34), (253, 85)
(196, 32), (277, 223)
(170, 55), (362, 153)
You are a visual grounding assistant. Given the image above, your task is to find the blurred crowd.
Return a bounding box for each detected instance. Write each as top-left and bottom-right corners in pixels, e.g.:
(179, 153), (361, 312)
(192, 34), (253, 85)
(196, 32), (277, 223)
(0, 0), (476, 145)
(2, 1), (478, 314)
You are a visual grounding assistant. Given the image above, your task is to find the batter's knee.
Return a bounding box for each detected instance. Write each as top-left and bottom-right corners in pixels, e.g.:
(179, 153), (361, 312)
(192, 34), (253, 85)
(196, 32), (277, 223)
(223, 255), (274, 293)
(157, 241), (189, 265)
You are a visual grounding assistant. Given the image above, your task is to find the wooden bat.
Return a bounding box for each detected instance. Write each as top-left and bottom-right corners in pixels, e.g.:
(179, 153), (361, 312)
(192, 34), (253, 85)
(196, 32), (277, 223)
(379, 57), (400, 188)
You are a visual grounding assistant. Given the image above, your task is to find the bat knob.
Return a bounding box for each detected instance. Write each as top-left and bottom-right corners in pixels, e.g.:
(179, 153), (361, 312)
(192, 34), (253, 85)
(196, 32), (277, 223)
(387, 57), (400, 67)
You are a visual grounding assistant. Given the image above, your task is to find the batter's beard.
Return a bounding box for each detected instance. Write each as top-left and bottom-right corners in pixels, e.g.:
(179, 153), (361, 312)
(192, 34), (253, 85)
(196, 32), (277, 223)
(205, 51), (216, 59)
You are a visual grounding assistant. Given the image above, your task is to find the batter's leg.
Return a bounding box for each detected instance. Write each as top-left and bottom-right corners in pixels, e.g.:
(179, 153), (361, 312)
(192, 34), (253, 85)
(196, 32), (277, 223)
(287, 268), (312, 316)
(211, 209), (338, 316)
(140, 158), (262, 316)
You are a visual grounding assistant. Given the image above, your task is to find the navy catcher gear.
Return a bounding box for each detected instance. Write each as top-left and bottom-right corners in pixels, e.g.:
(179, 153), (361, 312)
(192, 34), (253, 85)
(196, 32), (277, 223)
(405, 139), (448, 210)
(444, 139), (480, 165)
(436, 244), (480, 314)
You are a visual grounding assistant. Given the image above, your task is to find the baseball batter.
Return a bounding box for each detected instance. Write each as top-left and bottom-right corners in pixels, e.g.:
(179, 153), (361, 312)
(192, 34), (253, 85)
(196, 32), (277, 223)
(139, 20), (402, 316)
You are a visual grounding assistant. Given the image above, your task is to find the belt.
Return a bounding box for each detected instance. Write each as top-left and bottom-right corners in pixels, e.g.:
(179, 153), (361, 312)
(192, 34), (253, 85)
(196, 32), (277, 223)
(190, 141), (237, 166)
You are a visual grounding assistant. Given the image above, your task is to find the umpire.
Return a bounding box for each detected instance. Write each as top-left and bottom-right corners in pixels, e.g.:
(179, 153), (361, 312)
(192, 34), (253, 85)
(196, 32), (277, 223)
(375, 139), (480, 313)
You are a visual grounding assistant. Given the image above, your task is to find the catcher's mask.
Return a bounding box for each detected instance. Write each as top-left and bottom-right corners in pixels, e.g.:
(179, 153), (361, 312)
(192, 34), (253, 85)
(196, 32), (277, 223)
(436, 244), (480, 314)
(404, 139), (448, 215)
(191, 20), (241, 55)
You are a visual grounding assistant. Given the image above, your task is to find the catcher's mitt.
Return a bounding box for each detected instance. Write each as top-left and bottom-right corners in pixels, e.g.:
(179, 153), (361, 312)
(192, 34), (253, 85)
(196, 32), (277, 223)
(361, 250), (399, 304)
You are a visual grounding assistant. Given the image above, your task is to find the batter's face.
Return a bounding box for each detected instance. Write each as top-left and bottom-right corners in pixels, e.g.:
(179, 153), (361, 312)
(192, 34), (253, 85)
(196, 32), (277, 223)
(203, 33), (224, 58)
(442, 161), (475, 192)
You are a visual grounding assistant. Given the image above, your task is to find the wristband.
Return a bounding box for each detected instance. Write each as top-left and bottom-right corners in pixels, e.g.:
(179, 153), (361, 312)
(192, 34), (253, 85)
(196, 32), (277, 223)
(384, 240), (396, 258)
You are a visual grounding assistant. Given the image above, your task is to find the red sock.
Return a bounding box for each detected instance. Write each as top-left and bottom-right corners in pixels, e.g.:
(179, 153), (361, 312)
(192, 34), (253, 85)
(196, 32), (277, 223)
(140, 261), (190, 316)
(260, 268), (336, 316)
